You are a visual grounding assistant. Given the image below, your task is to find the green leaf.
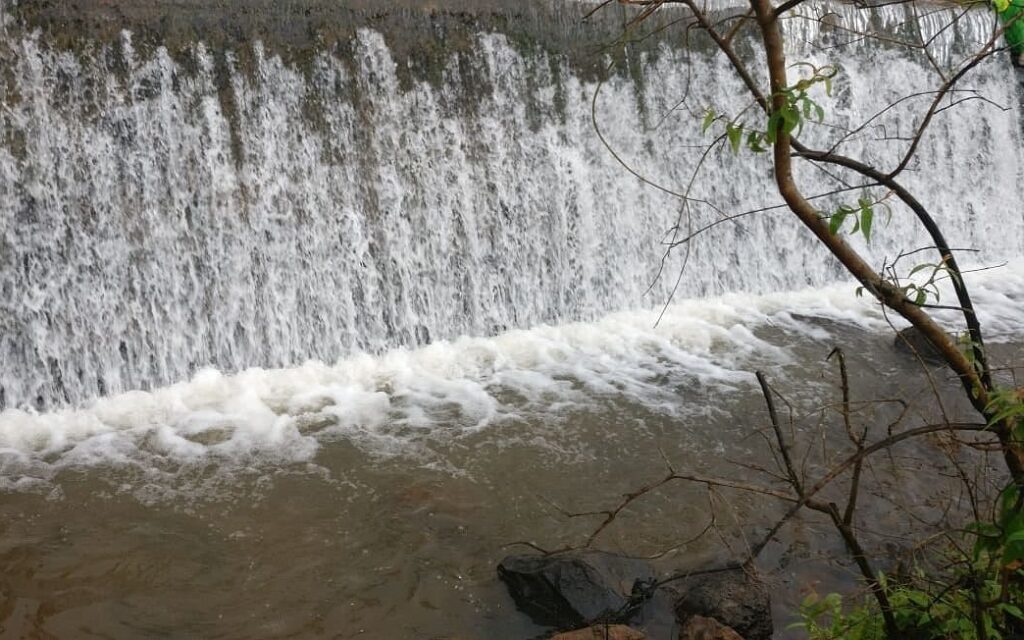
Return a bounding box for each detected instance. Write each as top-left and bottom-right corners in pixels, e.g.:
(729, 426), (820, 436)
(879, 201), (893, 226)
(781, 105), (800, 134)
(765, 111), (782, 144)
(861, 205), (874, 242)
(905, 590), (930, 608)
(727, 123), (742, 154)
(1003, 539), (1024, 564)
(987, 395), (1024, 423)
(908, 263), (934, 277)
(702, 109), (715, 134)
(829, 210), (847, 235)
(746, 130), (766, 153)
(1001, 603), (1024, 620)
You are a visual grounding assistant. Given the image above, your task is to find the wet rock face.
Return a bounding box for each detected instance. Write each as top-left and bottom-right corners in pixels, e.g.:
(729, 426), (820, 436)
(14, 0), (527, 46)
(672, 569), (773, 640)
(5, 0), (690, 82)
(497, 551), (656, 630)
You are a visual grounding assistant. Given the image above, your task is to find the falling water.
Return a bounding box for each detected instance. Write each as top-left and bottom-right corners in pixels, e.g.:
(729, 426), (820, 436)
(0, 1), (1021, 410)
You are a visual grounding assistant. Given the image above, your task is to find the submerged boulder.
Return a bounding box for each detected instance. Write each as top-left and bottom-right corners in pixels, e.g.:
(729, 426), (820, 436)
(498, 552), (772, 639)
(893, 327), (949, 364)
(497, 551), (659, 631)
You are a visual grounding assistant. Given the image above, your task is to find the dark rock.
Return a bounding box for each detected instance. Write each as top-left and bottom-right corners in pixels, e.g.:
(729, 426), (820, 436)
(893, 327), (949, 364)
(673, 569), (772, 640)
(497, 551), (658, 631)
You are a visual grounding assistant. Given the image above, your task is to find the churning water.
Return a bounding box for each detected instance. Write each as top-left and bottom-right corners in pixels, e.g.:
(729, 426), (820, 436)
(1, 0), (1023, 637)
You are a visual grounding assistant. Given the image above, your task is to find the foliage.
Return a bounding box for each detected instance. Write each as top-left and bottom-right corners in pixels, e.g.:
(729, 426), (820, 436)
(788, 387), (1024, 639)
(792, 483), (1024, 640)
(827, 197), (881, 243)
(702, 62), (834, 156)
(987, 389), (1024, 437)
(793, 580), (1022, 640)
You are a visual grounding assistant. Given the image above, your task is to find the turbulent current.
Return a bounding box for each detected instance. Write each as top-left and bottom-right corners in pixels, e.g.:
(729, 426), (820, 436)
(0, 2), (1023, 636)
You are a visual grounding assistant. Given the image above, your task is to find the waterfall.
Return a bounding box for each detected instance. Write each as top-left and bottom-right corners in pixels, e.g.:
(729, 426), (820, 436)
(1, 1), (1022, 410)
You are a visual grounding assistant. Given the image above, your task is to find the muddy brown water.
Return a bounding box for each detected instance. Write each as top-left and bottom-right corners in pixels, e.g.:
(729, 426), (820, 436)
(1, 314), (1018, 639)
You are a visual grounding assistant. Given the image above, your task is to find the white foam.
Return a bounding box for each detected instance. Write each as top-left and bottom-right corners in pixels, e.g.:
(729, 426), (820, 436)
(3, 12), (1021, 409)
(2, 262), (1021, 487)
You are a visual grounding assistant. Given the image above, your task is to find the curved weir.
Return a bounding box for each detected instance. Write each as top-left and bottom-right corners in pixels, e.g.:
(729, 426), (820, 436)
(1, 1), (1022, 409)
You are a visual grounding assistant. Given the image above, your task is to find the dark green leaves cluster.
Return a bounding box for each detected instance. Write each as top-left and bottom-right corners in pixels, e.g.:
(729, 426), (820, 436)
(700, 62), (836, 156)
(794, 565), (1024, 639)
(826, 197), (877, 242)
(985, 389), (1024, 434)
(901, 261), (944, 306)
(970, 483), (1024, 569)
(888, 258), (952, 307)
